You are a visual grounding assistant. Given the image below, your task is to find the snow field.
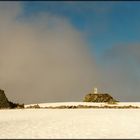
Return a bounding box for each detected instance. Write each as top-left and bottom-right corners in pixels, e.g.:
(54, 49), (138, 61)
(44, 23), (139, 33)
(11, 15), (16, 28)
(0, 108), (140, 138)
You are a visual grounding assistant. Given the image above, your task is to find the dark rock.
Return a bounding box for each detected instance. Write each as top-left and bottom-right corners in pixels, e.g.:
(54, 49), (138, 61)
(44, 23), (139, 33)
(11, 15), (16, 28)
(27, 104), (40, 109)
(83, 93), (118, 103)
(8, 101), (24, 109)
(0, 89), (10, 108)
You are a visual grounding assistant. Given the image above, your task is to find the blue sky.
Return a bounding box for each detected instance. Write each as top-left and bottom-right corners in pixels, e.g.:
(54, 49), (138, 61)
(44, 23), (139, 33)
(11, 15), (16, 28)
(22, 1), (140, 57)
(18, 2), (140, 101)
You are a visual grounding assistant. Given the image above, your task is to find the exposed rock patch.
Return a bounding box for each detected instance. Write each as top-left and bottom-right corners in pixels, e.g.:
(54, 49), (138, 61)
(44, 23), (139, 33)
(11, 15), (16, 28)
(83, 93), (118, 103)
(0, 89), (10, 108)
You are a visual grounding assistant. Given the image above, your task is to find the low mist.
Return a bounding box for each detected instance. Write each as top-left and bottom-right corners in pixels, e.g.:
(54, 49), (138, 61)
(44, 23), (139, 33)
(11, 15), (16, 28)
(0, 3), (99, 104)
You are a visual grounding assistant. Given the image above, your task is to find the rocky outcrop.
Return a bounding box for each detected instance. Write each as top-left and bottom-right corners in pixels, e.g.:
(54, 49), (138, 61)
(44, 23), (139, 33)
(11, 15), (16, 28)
(0, 89), (24, 109)
(83, 93), (118, 103)
(0, 89), (10, 108)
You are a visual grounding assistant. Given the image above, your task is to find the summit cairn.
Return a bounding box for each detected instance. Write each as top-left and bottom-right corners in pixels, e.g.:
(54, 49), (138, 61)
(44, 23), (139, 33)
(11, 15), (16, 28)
(93, 87), (98, 94)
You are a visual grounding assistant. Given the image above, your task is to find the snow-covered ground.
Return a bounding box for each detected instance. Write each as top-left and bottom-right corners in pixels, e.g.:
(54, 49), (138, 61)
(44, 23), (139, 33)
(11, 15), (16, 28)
(25, 102), (108, 108)
(1, 102), (140, 138)
(25, 102), (140, 108)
